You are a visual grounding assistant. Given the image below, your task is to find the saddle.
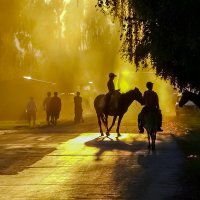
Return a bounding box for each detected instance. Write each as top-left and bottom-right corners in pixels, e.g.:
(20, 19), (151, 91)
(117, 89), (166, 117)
(142, 108), (161, 132)
(100, 91), (121, 115)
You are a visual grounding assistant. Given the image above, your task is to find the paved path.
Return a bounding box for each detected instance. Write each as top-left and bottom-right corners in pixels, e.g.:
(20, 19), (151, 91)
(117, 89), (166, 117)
(0, 118), (184, 199)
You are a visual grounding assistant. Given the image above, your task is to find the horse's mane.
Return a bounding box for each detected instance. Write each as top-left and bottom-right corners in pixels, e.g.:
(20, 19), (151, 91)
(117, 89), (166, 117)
(121, 90), (135, 98)
(119, 90), (138, 108)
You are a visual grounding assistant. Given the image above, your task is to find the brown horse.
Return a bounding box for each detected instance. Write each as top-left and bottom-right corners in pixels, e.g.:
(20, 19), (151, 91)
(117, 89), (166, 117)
(94, 87), (143, 137)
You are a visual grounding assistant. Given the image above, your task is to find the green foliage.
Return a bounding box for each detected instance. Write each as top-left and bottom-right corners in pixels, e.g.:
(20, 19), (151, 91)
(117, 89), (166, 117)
(97, 0), (200, 90)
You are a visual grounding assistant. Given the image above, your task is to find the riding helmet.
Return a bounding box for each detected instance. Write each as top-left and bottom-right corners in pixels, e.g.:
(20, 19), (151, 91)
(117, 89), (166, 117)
(109, 72), (117, 78)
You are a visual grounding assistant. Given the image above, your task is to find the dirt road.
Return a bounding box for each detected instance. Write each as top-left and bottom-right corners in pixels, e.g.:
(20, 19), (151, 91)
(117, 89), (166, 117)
(0, 116), (184, 199)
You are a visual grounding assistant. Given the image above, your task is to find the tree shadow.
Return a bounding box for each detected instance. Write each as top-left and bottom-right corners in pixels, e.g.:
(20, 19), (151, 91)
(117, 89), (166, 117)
(0, 130), (80, 175)
(0, 146), (56, 175)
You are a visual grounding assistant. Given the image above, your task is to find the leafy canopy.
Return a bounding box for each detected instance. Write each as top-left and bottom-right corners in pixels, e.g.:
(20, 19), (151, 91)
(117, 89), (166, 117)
(97, 0), (200, 90)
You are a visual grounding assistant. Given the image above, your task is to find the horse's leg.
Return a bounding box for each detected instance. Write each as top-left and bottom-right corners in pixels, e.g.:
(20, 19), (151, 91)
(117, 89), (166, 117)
(152, 132), (156, 150)
(99, 114), (107, 128)
(97, 115), (104, 136)
(104, 115), (110, 136)
(107, 115), (117, 134)
(147, 131), (151, 149)
(150, 132), (156, 150)
(116, 114), (124, 137)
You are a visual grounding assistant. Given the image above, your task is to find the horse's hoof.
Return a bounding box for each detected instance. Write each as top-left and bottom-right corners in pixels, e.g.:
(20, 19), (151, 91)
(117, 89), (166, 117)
(117, 133), (121, 137)
(101, 133), (104, 136)
(106, 131), (110, 136)
(106, 130), (110, 136)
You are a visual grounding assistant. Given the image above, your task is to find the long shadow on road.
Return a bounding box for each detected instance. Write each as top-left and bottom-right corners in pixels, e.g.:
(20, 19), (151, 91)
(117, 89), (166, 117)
(85, 134), (184, 200)
(112, 136), (184, 200)
(85, 136), (147, 161)
(0, 130), (82, 175)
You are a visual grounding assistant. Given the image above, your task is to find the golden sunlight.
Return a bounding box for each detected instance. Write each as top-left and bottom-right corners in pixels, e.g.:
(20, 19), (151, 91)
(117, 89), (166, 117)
(0, 0), (176, 121)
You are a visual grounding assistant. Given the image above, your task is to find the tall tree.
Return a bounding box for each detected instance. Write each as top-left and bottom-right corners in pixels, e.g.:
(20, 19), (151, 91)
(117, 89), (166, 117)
(97, 0), (200, 90)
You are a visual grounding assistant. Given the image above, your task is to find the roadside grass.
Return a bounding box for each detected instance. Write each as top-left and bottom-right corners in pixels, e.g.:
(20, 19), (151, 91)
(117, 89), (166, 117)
(174, 128), (200, 199)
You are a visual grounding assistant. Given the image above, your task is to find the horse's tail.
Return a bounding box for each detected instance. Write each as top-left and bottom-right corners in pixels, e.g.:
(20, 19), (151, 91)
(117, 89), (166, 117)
(94, 94), (105, 115)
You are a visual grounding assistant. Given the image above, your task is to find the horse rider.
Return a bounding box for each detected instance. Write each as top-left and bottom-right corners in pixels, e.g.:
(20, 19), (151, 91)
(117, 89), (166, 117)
(138, 81), (163, 133)
(104, 72), (119, 115)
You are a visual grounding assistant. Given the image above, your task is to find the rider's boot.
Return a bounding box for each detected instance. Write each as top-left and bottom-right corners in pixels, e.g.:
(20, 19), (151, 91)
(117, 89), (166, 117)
(157, 110), (163, 132)
(157, 120), (163, 132)
(138, 112), (144, 133)
(138, 119), (144, 133)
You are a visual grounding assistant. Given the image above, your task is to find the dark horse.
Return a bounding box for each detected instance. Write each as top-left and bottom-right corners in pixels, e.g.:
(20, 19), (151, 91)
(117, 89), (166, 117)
(143, 110), (160, 150)
(94, 87), (143, 137)
(179, 91), (200, 108)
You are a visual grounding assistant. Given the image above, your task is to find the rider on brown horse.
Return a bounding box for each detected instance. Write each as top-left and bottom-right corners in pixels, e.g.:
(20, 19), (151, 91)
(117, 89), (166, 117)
(104, 72), (119, 115)
(138, 82), (163, 133)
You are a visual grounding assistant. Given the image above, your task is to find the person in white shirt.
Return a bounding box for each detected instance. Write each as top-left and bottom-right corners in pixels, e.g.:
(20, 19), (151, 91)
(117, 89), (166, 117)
(26, 97), (37, 127)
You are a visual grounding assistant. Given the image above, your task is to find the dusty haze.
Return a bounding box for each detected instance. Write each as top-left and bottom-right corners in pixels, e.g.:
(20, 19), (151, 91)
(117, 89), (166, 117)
(0, 0), (176, 121)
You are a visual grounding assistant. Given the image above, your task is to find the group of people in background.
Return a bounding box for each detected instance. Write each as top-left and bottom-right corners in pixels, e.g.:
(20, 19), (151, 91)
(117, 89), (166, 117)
(43, 92), (61, 126)
(26, 97), (37, 127)
(26, 91), (83, 127)
(26, 92), (61, 127)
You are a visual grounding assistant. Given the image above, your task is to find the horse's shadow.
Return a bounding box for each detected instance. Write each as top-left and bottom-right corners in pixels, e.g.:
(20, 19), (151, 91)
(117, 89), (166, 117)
(85, 136), (146, 161)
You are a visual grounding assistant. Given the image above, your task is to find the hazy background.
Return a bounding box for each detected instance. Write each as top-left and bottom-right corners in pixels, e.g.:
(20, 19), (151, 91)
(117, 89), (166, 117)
(0, 0), (176, 121)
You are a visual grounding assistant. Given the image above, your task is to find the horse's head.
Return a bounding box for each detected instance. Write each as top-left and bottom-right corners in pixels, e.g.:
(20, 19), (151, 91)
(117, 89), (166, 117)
(133, 87), (143, 104)
(179, 91), (190, 107)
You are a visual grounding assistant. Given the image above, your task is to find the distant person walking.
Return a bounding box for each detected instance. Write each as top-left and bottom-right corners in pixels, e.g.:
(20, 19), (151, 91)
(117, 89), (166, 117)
(43, 92), (52, 125)
(26, 97), (37, 127)
(50, 92), (61, 125)
(74, 91), (83, 123)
